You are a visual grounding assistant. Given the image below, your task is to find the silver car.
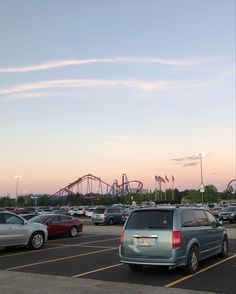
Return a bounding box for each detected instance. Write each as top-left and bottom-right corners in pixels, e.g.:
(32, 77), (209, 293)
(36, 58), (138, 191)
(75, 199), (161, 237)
(0, 211), (48, 250)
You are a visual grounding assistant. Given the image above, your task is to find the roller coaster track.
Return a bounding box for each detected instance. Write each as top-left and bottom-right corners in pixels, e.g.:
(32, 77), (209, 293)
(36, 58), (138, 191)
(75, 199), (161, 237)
(53, 173), (143, 197)
(226, 179), (236, 193)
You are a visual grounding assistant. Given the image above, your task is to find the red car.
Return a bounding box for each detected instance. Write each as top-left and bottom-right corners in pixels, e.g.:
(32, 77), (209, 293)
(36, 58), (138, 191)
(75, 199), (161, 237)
(29, 214), (83, 238)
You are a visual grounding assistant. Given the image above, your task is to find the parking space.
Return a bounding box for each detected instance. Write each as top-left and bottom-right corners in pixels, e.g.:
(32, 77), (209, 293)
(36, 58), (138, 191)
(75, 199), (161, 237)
(0, 224), (235, 294)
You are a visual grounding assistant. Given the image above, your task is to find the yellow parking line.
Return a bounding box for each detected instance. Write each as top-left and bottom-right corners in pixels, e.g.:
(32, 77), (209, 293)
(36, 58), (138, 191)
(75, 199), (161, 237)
(73, 263), (123, 278)
(165, 254), (236, 288)
(6, 247), (118, 271)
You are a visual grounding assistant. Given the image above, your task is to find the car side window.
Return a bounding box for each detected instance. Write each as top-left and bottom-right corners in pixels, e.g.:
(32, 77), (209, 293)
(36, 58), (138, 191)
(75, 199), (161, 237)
(60, 216), (71, 222)
(5, 213), (24, 225)
(181, 210), (198, 227)
(50, 216), (60, 223)
(194, 210), (209, 226)
(205, 210), (217, 227)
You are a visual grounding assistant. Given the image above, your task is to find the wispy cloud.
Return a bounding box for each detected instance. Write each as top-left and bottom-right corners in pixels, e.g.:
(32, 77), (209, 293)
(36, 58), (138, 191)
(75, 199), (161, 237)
(0, 78), (170, 96)
(0, 56), (216, 73)
(172, 155), (200, 168)
(183, 162), (199, 167)
(172, 156), (199, 162)
(6, 92), (50, 100)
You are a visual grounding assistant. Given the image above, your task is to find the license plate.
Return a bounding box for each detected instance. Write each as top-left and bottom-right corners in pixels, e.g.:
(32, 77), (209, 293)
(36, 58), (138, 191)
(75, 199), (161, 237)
(138, 237), (155, 246)
(223, 217), (227, 220)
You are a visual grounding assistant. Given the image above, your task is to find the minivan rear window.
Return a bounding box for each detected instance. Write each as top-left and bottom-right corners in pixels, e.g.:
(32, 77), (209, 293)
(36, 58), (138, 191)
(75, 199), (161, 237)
(125, 210), (173, 229)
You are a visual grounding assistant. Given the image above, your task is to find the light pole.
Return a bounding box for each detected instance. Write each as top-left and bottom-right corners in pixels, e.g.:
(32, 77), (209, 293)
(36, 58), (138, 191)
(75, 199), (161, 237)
(196, 153), (205, 203)
(15, 175), (22, 197)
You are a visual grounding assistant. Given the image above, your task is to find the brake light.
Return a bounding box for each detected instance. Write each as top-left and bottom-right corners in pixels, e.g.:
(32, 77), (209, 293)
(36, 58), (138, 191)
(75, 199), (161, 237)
(120, 230), (124, 246)
(172, 231), (182, 248)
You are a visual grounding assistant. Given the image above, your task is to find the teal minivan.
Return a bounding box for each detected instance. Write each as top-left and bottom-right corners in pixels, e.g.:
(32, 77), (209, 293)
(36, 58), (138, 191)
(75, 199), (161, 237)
(119, 206), (228, 273)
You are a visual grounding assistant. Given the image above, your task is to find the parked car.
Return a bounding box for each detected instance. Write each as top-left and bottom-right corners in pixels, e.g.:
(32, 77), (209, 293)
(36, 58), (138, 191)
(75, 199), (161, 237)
(29, 214), (83, 237)
(119, 206), (228, 274)
(69, 207), (85, 217)
(210, 207), (223, 218)
(91, 206), (125, 225)
(219, 206), (236, 222)
(36, 208), (53, 215)
(91, 207), (106, 225)
(52, 210), (67, 215)
(104, 207), (125, 225)
(85, 208), (95, 217)
(0, 211), (47, 250)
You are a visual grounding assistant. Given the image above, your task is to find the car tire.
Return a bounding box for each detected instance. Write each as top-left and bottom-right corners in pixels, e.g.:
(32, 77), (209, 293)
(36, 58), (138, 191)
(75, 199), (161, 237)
(94, 223), (99, 226)
(220, 238), (228, 257)
(128, 264), (143, 271)
(185, 245), (199, 274)
(108, 218), (114, 225)
(28, 232), (45, 250)
(69, 226), (78, 237)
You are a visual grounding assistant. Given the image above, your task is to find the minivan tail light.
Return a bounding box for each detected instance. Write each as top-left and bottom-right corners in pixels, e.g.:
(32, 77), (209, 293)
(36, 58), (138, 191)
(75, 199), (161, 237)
(120, 230), (124, 246)
(172, 231), (182, 248)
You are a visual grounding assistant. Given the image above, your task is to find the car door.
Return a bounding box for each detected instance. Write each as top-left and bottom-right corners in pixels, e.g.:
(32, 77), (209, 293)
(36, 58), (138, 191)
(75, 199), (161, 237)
(58, 215), (73, 235)
(46, 216), (61, 236)
(4, 213), (29, 245)
(204, 210), (223, 254)
(0, 213), (9, 245)
(193, 209), (213, 259)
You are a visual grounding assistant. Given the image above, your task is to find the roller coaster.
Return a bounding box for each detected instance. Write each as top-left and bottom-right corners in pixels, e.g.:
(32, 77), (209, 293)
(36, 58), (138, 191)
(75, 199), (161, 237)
(226, 179), (236, 194)
(53, 173), (143, 198)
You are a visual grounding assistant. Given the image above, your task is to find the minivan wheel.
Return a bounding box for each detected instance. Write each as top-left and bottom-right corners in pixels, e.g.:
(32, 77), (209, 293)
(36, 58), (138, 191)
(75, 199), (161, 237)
(128, 264), (143, 271)
(28, 232), (44, 250)
(220, 238), (228, 257)
(185, 245), (199, 274)
(69, 226), (78, 237)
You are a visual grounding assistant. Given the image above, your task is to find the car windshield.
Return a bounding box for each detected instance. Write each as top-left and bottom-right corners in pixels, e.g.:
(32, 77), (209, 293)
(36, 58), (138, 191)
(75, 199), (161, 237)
(126, 210), (173, 229)
(29, 215), (51, 223)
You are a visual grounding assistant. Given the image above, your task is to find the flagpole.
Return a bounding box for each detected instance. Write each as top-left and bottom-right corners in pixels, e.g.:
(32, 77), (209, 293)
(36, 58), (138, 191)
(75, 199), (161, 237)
(171, 175), (174, 201)
(165, 181), (167, 201)
(159, 181), (161, 201)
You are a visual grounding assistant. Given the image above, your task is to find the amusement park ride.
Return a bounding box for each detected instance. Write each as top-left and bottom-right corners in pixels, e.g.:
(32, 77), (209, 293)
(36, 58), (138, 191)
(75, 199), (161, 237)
(53, 174), (143, 198)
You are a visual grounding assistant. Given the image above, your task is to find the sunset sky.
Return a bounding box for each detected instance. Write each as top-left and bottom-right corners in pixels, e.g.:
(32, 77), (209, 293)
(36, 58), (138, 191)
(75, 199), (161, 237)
(0, 0), (235, 196)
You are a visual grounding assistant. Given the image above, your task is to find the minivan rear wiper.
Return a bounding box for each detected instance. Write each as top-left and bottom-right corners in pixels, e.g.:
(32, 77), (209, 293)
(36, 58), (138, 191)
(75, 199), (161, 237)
(147, 226), (164, 229)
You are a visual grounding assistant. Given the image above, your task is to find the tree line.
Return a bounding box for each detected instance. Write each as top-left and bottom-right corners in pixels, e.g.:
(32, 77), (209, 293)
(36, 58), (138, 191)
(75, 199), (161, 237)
(0, 185), (235, 208)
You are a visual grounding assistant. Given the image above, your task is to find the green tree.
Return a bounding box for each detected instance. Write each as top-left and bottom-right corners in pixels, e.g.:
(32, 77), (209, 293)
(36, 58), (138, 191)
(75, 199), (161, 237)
(37, 195), (50, 206)
(16, 196), (26, 207)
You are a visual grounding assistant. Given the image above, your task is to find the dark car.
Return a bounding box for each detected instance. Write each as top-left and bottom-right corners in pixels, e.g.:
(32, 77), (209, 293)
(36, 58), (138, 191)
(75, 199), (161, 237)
(219, 206), (236, 223)
(104, 207), (125, 225)
(91, 207), (125, 225)
(30, 214), (83, 237)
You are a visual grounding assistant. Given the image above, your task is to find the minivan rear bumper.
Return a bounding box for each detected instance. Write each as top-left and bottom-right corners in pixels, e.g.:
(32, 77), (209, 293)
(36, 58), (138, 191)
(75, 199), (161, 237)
(119, 246), (186, 267)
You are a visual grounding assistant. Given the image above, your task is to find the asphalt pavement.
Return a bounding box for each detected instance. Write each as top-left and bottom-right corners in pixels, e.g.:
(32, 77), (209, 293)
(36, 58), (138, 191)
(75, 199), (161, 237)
(0, 220), (236, 294)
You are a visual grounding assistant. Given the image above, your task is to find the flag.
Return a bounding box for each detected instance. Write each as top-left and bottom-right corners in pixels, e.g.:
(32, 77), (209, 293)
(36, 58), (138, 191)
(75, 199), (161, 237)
(172, 175), (175, 182)
(165, 175), (169, 182)
(156, 176), (165, 183)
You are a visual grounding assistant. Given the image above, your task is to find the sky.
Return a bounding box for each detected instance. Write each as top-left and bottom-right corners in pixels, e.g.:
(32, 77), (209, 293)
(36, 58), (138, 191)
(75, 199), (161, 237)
(0, 0), (235, 196)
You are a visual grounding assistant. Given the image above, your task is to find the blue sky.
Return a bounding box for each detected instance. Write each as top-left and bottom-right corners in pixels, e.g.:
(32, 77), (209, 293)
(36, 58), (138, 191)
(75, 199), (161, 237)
(0, 0), (235, 195)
